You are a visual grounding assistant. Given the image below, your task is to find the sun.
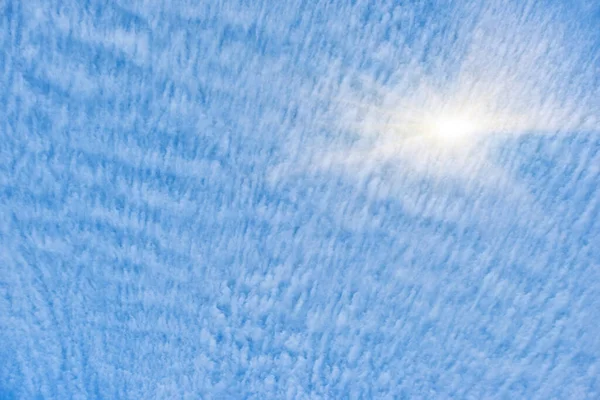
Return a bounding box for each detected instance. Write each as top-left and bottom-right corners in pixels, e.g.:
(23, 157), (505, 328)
(334, 90), (497, 149)
(423, 110), (484, 145)
(432, 116), (477, 139)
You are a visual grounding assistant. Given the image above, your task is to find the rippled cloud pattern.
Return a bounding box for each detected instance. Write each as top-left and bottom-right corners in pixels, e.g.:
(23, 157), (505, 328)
(1, 0), (599, 398)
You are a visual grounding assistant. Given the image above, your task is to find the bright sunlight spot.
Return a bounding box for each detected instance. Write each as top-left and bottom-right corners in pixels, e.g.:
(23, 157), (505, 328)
(432, 116), (477, 139)
(425, 112), (482, 144)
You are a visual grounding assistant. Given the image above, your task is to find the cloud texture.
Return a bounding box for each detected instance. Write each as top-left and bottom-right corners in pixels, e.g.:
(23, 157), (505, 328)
(1, 0), (599, 398)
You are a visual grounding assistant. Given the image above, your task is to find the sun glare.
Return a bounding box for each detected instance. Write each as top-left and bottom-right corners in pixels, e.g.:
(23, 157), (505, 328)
(423, 108), (485, 146)
(425, 112), (482, 144)
(433, 117), (475, 138)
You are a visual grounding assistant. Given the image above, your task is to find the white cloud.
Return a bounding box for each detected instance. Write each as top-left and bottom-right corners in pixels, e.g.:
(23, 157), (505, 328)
(1, 0), (599, 398)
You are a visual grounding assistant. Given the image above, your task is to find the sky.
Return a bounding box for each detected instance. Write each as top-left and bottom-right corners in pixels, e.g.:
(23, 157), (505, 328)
(1, 0), (599, 398)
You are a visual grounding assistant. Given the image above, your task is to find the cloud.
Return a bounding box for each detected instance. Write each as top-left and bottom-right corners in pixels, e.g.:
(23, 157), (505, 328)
(1, 0), (599, 398)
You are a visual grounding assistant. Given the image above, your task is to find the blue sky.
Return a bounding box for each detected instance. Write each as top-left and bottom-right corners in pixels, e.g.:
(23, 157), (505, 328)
(1, 0), (599, 398)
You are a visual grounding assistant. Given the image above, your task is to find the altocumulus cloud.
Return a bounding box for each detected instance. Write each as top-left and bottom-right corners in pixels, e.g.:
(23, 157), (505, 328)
(1, 0), (599, 399)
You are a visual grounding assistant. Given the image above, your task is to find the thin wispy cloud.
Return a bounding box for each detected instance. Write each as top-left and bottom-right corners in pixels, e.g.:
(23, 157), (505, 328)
(1, 0), (599, 398)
